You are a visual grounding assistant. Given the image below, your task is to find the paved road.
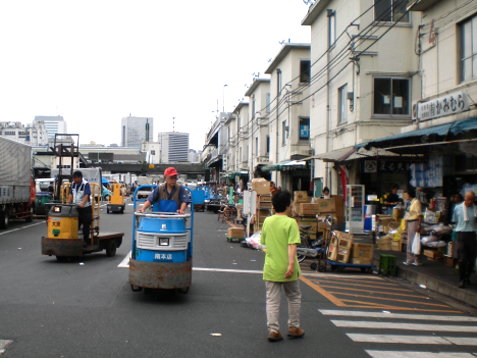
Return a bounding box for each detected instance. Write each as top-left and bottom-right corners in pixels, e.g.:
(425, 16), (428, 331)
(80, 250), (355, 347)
(0, 203), (476, 357)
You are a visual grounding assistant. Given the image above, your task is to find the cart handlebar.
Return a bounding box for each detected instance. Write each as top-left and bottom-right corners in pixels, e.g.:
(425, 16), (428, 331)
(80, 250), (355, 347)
(134, 211), (191, 219)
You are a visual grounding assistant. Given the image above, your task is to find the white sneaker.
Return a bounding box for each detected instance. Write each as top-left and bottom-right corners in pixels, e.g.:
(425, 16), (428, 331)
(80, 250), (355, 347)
(402, 261), (410, 266)
(412, 262), (422, 267)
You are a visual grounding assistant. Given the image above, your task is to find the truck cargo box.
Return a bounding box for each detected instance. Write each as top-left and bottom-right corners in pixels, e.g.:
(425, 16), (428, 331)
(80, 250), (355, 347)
(0, 137), (31, 204)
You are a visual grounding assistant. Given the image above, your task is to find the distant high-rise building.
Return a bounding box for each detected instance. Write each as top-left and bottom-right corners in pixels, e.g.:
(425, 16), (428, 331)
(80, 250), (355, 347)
(121, 116), (154, 148)
(158, 132), (189, 163)
(0, 121), (49, 146)
(33, 116), (66, 141)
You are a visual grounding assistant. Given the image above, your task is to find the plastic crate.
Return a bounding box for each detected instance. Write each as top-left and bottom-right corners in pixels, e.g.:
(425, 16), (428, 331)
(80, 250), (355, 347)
(379, 254), (397, 276)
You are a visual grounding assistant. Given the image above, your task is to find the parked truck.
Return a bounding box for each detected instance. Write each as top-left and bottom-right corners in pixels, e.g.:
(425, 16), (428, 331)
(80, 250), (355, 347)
(0, 137), (34, 228)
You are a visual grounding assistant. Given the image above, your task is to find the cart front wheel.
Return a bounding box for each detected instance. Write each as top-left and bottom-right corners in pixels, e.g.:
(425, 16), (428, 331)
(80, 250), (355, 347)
(105, 240), (117, 257)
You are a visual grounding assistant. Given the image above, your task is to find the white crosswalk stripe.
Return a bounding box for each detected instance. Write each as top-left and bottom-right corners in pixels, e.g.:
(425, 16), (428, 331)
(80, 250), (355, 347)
(0, 340), (12, 355)
(320, 309), (477, 357)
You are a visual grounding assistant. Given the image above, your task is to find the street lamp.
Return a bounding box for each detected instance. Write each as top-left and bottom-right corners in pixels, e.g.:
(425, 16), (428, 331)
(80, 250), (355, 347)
(222, 84), (228, 113)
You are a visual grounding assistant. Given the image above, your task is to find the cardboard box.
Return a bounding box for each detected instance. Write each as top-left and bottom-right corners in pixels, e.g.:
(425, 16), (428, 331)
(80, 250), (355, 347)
(377, 236), (392, 250)
(316, 196), (344, 214)
(293, 191), (310, 203)
(327, 232), (353, 263)
(391, 240), (402, 252)
(424, 249), (441, 260)
(227, 227), (245, 239)
(298, 203), (319, 216)
(352, 243), (374, 265)
(252, 178), (270, 195)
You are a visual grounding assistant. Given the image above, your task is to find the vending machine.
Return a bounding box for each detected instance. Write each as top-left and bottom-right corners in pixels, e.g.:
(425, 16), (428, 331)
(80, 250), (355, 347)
(345, 184), (365, 233)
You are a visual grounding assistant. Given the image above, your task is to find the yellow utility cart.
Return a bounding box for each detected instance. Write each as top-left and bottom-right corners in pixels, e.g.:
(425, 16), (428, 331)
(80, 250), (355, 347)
(106, 183), (126, 214)
(42, 183), (124, 261)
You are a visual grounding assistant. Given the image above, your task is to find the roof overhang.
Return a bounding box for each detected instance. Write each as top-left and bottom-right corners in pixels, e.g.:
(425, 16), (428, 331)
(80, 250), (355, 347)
(302, 0), (332, 26)
(245, 79), (270, 97)
(265, 43), (311, 74)
(407, 0), (442, 11)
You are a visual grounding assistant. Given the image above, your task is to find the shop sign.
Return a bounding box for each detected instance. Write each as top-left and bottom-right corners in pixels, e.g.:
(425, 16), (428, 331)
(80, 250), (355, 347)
(362, 160), (410, 173)
(414, 91), (468, 121)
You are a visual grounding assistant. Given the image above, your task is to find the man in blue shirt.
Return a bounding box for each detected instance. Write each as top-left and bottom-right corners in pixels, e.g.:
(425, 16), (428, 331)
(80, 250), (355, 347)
(68, 171), (92, 244)
(139, 167), (189, 213)
(452, 191), (477, 288)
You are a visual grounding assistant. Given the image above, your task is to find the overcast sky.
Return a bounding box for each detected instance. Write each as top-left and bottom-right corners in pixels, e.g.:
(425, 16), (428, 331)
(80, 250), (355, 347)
(0, 0), (310, 150)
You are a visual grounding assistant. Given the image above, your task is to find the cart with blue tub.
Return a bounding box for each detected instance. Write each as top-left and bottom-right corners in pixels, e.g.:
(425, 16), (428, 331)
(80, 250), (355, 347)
(129, 185), (200, 293)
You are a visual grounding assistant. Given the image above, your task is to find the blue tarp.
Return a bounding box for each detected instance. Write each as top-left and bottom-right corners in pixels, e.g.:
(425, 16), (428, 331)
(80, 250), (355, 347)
(358, 117), (477, 148)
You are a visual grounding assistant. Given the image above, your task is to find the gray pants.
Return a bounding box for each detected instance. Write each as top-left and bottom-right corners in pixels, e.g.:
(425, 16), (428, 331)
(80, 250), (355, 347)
(406, 220), (421, 264)
(265, 280), (301, 332)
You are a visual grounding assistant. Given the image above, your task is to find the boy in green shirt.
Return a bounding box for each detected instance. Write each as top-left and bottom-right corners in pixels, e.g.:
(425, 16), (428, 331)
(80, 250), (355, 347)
(260, 190), (304, 342)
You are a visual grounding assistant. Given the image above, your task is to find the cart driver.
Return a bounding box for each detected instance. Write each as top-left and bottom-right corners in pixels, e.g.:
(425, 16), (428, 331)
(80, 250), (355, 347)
(139, 167), (189, 214)
(68, 170), (92, 244)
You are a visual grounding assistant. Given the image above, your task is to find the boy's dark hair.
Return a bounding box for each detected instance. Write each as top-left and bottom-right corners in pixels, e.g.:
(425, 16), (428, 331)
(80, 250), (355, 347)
(72, 171), (83, 178)
(404, 187), (416, 198)
(272, 190), (291, 213)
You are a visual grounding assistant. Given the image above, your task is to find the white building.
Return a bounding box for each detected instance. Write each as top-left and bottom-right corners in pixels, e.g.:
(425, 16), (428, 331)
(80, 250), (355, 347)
(158, 132), (189, 163)
(302, 0), (420, 196)
(244, 79), (271, 178)
(264, 43), (312, 192)
(33, 116), (67, 142)
(0, 121), (49, 146)
(121, 116), (154, 148)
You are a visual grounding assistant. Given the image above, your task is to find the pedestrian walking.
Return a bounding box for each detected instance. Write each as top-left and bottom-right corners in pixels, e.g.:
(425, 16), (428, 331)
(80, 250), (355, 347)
(452, 191), (477, 289)
(260, 190), (304, 342)
(403, 187), (423, 266)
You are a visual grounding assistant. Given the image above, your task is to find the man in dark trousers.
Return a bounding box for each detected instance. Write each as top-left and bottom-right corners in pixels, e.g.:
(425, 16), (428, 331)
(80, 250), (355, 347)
(452, 191), (477, 288)
(68, 171), (92, 245)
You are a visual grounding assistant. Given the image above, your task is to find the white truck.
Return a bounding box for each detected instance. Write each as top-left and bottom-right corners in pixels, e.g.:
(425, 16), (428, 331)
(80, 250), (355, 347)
(0, 137), (34, 228)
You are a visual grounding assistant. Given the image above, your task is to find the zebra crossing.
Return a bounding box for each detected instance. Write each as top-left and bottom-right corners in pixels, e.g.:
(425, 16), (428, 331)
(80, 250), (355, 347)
(320, 309), (477, 358)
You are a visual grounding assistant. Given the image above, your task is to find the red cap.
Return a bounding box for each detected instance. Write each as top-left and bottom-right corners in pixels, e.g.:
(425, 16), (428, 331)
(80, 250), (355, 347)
(164, 167), (179, 177)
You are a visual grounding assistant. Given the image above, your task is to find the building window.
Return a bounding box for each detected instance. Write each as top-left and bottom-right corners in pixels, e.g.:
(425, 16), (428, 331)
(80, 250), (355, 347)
(282, 120), (287, 146)
(300, 60), (311, 83)
(338, 84), (348, 125)
(277, 69), (282, 95)
(299, 117), (310, 140)
(373, 78), (410, 115)
(266, 93), (271, 113)
(328, 9), (336, 47)
(266, 135), (270, 154)
(460, 14), (477, 82)
(374, 0), (409, 22)
(255, 137), (258, 156)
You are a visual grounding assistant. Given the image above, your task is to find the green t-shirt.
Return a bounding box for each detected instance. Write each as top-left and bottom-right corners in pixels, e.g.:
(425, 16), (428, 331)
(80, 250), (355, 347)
(260, 214), (301, 282)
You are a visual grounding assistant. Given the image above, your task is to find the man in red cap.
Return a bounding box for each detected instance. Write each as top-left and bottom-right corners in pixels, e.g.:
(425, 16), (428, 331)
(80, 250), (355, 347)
(139, 167), (189, 213)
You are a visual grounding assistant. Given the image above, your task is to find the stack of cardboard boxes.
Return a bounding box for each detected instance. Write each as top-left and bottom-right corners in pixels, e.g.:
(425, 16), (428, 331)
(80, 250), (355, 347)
(251, 178), (272, 232)
(376, 214), (405, 252)
(327, 231), (374, 265)
(293, 191), (318, 240)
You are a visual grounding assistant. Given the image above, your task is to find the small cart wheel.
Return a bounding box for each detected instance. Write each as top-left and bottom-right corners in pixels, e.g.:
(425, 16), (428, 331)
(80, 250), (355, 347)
(310, 262), (318, 271)
(177, 287), (190, 294)
(105, 240), (117, 257)
(131, 285), (142, 292)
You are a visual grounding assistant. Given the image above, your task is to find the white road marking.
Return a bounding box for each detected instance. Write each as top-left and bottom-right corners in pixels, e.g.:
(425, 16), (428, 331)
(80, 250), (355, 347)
(0, 221), (44, 236)
(333, 320), (477, 333)
(366, 351), (476, 358)
(320, 310), (477, 322)
(348, 333), (477, 346)
(192, 267), (262, 275)
(118, 253), (262, 274)
(118, 251), (131, 268)
(0, 340), (12, 354)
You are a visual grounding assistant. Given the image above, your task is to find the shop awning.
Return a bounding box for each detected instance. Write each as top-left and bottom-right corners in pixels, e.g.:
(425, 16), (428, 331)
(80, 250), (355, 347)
(358, 117), (477, 151)
(262, 160), (307, 172)
(304, 146), (355, 162)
